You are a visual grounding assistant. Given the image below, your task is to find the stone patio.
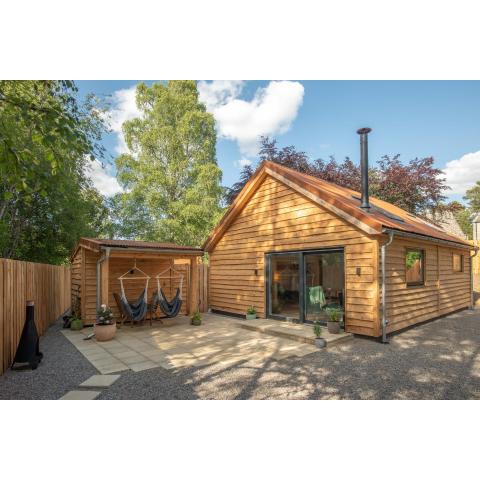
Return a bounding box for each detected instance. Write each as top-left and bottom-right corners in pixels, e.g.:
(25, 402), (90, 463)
(62, 313), (351, 374)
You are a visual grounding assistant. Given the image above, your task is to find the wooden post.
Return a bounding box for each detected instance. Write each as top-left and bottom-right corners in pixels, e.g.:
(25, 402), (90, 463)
(100, 254), (110, 307)
(189, 257), (199, 314)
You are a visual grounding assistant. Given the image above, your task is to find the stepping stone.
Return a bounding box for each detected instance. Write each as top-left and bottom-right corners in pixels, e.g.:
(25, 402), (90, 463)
(60, 390), (100, 400)
(79, 374), (120, 388)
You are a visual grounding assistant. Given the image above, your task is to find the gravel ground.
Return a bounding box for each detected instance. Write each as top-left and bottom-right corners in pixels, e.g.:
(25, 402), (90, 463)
(0, 322), (96, 400)
(2, 310), (480, 399)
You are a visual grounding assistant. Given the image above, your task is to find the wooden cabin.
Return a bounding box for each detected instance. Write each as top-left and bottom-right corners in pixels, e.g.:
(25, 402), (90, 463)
(203, 160), (473, 339)
(70, 238), (205, 325)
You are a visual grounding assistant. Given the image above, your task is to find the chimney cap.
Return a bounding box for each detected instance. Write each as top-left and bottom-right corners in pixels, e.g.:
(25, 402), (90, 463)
(356, 127), (372, 135)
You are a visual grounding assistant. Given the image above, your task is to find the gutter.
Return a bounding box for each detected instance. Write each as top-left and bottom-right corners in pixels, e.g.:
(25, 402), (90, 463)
(96, 247), (111, 309)
(470, 245), (479, 309)
(381, 231), (394, 343)
(382, 228), (470, 250)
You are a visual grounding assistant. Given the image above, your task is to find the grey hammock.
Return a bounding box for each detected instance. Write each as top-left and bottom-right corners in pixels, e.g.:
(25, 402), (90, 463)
(156, 288), (182, 317)
(114, 289), (148, 324)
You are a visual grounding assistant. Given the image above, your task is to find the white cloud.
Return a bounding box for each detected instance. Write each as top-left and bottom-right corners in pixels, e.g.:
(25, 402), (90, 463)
(198, 80), (304, 156)
(86, 159), (123, 197)
(106, 85), (141, 154)
(234, 158), (252, 168)
(442, 151), (480, 197)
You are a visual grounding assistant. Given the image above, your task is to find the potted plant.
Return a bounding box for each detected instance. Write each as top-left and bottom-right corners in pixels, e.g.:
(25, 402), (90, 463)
(191, 311), (202, 326)
(313, 321), (326, 348)
(246, 305), (257, 320)
(70, 315), (83, 331)
(94, 304), (116, 342)
(325, 307), (343, 334)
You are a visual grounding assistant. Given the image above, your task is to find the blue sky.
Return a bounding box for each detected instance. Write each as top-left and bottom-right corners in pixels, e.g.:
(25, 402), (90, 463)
(76, 81), (480, 203)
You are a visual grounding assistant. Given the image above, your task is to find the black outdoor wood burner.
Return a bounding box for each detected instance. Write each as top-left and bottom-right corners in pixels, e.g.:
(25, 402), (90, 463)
(11, 301), (43, 370)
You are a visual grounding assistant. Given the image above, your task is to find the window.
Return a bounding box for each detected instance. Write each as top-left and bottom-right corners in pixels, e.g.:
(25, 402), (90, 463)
(405, 249), (424, 286)
(453, 253), (464, 272)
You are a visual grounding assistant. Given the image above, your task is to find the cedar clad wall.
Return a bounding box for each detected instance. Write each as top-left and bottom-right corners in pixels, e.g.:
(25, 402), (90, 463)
(72, 248), (190, 325)
(107, 257), (189, 322)
(71, 247), (82, 315)
(209, 174), (379, 336)
(383, 237), (471, 333)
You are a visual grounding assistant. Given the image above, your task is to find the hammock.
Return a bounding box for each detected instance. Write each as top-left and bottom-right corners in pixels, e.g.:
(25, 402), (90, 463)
(155, 266), (183, 318)
(117, 261), (150, 324)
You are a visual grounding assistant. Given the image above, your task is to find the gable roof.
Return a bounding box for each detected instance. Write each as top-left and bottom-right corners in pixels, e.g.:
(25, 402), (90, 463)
(203, 161), (471, 251)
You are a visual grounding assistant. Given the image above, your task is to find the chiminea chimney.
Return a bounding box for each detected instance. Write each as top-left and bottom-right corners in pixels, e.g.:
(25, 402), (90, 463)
(357, 127), (372, 209)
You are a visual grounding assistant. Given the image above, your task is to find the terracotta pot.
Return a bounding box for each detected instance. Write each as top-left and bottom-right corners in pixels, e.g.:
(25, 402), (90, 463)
(94, 323), (116, 342)
(327, 321), (340, 334)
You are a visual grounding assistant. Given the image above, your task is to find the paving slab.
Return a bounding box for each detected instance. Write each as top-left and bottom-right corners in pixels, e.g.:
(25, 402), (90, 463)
(79, 374), (121, 388)
(60, 390), (100, 400)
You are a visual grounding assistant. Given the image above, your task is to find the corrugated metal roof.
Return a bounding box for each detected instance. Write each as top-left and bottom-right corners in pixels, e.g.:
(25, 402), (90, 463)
(204, 161), (472, 250)
(265, 162), (469, 245)
(80, 238), (203, 252)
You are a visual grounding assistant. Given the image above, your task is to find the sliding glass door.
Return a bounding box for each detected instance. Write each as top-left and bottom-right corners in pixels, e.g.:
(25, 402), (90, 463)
(269, 254), (301, 320)
(304, 251), (344, 322)
(266, 249), (344, 323)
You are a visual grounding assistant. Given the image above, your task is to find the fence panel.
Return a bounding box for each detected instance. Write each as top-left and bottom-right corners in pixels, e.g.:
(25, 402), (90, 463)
(0, 259), (71, 375)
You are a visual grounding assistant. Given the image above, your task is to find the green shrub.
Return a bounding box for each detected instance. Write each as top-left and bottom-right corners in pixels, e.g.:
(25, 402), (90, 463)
(70, 316), (83, 331)
(313, 321), (322, 338)
(191, 311), (202, 326)
(246, 305), (256, 315)
(325, 307), (343, 322)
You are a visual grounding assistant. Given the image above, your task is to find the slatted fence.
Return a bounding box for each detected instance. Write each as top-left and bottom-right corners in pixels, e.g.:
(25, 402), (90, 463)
(0, 259), (71, 375)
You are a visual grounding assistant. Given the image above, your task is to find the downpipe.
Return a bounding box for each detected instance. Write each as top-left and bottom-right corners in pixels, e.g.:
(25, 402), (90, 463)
(96, 247), (111, 310)
(381, 231), (394, 343)
(470, 245), (479, 310)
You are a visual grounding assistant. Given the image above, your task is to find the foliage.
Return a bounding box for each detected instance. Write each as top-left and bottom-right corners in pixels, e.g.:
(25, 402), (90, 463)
(246, 305), (257, 315)
(313, 321), (322, 338)
(114, 81), (224, 246)
(405, 250), (422, 269)
(70, 317), (84, 331)
(226, 137), (449, 216)
(96, 304), (114, 325)
(224, 164), (254, 205)
(0, 81), (109, 263)
(325, 307), (343, 322)
(191, 310), (202, 325)
(464, 182), (480, 212)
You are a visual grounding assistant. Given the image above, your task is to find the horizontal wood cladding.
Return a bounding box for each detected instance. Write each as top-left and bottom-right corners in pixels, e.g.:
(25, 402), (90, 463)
(209, 174), (379, 336)
(383, 237), (471, 333)
(75, 248), (191, 324)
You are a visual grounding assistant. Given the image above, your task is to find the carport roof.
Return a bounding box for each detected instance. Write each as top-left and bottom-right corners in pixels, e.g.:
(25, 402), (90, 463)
(71, 237), (203, 260)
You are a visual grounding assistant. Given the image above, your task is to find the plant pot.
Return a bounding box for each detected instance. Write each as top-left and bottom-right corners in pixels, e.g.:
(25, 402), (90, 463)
(94, 323), (116, 342)
(245, 313), (257, 320)
(315, 338), (327, 348)
(191, 318), (202, 326)
(70, 319), (83, 331)
(327, 321), (340, 334)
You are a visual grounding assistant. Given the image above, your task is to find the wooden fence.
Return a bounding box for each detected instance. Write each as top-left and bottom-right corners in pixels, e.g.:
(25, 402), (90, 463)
(0, 259), (71, 375)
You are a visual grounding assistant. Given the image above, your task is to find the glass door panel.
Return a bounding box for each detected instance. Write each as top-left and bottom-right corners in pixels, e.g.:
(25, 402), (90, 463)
(305, 251), (344, 323)
(269, 254), (300, 320)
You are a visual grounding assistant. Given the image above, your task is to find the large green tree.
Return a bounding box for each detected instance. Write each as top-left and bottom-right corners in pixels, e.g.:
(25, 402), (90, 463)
(0, 81), (109, 263)
(115, 81), (223, 246)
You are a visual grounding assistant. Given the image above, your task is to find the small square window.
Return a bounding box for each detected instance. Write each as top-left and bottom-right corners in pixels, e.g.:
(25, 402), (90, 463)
(453, 253), (464, 272)
(406, 248), (425, 286)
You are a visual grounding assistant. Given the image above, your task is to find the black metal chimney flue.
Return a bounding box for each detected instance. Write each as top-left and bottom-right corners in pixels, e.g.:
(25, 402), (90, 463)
(357, 127), (372, 209)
